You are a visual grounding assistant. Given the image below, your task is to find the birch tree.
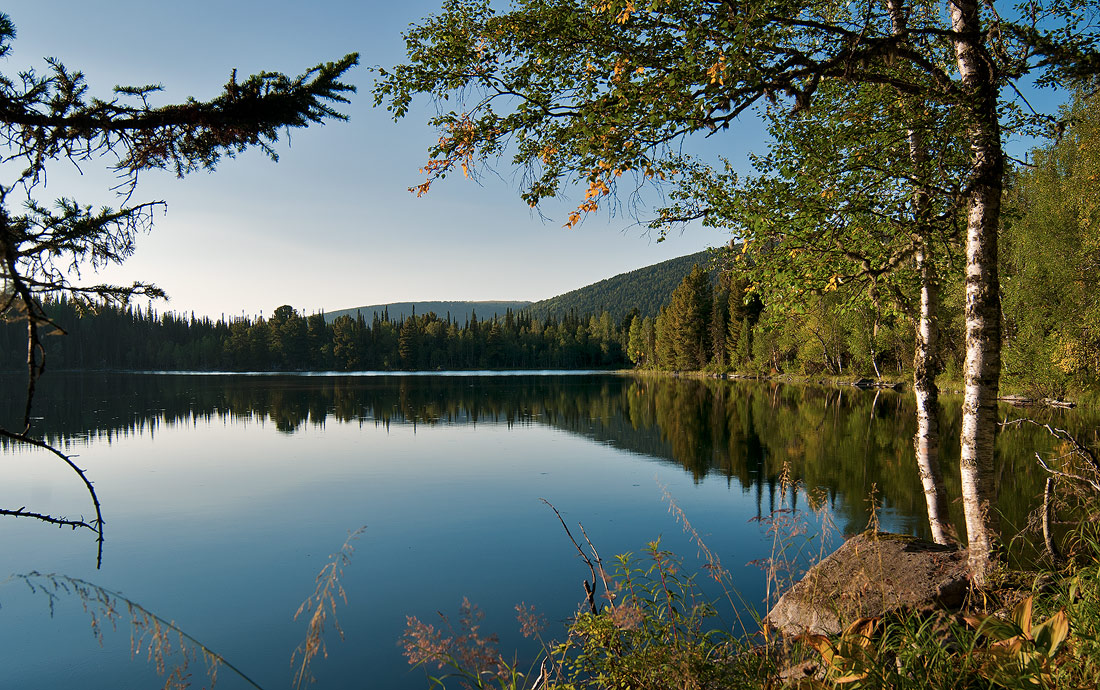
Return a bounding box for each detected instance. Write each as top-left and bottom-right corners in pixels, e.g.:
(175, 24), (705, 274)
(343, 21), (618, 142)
(375, 0), (1099, 583)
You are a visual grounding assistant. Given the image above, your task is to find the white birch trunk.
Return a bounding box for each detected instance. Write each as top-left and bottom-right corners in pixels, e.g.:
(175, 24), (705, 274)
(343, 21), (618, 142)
(913, 245), (952, 545)
(889, 0), (952, 546)
(950, 0), (1004, 586)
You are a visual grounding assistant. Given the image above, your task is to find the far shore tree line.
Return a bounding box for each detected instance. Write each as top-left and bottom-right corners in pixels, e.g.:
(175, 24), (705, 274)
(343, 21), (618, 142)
(0, 302), (630, 371)
(8, 87), (1094, 387)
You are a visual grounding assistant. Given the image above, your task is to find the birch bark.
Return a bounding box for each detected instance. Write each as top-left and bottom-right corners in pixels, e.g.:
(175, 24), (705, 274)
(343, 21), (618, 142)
(889, 0), (952, 546)
(950, 0), (1004, 585)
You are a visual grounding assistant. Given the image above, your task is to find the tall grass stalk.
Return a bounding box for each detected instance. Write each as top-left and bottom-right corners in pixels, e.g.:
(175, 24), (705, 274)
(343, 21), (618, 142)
(10, 570), (265, 690)
(291, 526), (365, 690)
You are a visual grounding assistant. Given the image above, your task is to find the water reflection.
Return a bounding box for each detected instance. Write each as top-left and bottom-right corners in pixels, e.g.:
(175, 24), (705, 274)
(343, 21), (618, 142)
(1, 371), (1087, 541)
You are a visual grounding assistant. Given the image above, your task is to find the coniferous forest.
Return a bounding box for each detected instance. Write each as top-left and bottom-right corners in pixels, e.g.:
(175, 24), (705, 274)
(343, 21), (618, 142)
(4, 89), (1098, 394)
(0, 301), (629, 371)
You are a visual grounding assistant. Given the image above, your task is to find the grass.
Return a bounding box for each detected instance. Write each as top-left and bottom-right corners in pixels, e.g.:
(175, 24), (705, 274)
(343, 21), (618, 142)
(400, 473), (1100, 690)
(11, 481), (1100, 689)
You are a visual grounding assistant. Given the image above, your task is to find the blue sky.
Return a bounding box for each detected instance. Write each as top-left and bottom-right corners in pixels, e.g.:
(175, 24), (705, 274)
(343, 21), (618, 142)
(3, 2), (1070, 320)
(3, 0), (740, 320)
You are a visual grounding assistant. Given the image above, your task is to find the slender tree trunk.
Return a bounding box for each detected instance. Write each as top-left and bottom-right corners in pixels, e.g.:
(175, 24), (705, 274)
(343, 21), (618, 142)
(913, 244), (952, 545)
(889, 0), (952, 546)
(950, 0), (1004, 586)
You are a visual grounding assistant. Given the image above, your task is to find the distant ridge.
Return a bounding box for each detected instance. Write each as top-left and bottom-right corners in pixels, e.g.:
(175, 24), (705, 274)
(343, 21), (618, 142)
(325, 251), (714, 325)
(528, 250), (712, 322)
(324, 301), (531, 324)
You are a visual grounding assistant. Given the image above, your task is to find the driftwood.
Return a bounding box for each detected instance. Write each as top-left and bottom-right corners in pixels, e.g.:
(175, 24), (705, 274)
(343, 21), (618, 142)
(998, 394), (1077, 409)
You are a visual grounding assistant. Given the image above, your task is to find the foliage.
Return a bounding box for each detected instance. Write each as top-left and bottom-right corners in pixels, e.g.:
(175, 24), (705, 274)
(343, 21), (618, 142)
(664, 264), (712, 370)
(402, 597), (538, 690)
(11, 571), (265, 690)
(402, 541), (779, 690)
(374, 0), (1095, 228)
(292, 527), (365, 690)
(0, 10), (357, 551)
(672, 77), (967, 316)
(547, 542), (746, 690)
(402, 510), (1100, 690)
(800, 617), (882, 685)
(964, 596), (1071, 687)
(375, 0), (1100, 584)
(1001, 85), (1100, 397)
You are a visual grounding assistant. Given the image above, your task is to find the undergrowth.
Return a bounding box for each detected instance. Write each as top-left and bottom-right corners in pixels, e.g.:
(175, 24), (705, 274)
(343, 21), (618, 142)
(402, 483), (1100, 690)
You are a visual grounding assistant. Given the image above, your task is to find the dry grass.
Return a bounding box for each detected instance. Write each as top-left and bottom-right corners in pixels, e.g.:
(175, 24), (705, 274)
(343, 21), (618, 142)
(291, 526), (366, 690)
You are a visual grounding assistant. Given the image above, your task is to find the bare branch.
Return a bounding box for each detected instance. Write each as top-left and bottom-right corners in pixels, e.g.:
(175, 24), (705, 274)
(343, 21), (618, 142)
(540, 498), (599, 615)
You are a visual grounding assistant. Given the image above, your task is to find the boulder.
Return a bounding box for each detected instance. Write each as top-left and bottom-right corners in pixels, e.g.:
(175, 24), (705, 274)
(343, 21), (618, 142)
(766, 532), (969, 636)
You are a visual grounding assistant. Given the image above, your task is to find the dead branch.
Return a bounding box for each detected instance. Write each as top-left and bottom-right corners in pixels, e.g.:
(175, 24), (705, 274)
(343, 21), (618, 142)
(1033, 452), (1100, 493)
(541, 498), (599, 615)
(0, 506), (97, 531)
(1002, 417), (1100, 476)
(0, 427), (104, 567)
(578, 522), (613, 609)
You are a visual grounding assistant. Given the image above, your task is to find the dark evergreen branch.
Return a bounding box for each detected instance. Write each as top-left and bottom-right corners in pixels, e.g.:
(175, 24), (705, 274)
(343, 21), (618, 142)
(0, 428), (104, 567)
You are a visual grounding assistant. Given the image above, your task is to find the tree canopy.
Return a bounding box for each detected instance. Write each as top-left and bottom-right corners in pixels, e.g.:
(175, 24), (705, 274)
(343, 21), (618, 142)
(375, 0), (1094, 225)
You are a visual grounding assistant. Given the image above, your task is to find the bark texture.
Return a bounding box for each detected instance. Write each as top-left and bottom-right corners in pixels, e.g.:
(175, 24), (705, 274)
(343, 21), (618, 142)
(950, 0), (1003, 586)
(914, 245), (952, 545)
(890, 0), (952, 546)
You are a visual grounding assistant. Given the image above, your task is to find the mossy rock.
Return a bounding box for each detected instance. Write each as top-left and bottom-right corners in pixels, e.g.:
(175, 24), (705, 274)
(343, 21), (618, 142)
(766, 531), (969, 636)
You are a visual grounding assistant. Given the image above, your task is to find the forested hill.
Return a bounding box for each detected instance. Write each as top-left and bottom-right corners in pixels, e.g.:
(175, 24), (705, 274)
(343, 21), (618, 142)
(324, 250), (712, 325)
(324, 301), (531, 324)
(528, 250), (712, 322)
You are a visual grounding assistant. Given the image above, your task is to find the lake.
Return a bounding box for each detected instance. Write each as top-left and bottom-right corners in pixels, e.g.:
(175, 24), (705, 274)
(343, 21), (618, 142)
(0, 372), (1079, 688)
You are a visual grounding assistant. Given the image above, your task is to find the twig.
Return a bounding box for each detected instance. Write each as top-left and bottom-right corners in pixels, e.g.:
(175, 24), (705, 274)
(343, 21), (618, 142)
(540, 498), (599, 615)
(577, 523), (613, 609)
(1002, 417), (1100, 475)
(1034, 452), (1100, 493)
(0, 506), (97, 531)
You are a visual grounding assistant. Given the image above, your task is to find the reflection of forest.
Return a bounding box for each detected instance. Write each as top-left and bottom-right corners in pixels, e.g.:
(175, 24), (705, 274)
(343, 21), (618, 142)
(2, 372), (1084, 541)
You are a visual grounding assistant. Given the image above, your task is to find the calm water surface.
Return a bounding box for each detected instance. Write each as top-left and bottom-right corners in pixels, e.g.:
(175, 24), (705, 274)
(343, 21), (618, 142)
(0, 372), (1082, 688)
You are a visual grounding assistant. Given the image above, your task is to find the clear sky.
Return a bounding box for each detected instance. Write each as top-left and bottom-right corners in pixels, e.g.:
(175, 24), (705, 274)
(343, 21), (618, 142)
(3, 0), (754, 320)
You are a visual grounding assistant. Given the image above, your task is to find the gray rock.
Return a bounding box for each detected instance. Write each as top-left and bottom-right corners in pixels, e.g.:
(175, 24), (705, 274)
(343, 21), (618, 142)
(766, 532), (969, 636)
